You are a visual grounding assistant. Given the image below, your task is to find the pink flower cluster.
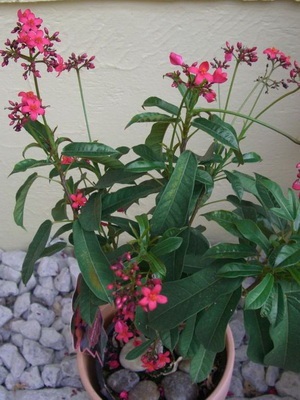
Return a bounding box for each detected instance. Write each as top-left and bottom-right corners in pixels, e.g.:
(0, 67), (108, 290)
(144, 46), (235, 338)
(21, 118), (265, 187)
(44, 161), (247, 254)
(141, 349), (171, 372)
(6, 91), (45, 131)
(263, 47), (291, 69)
(70, 190), (87, 209)
(292, 162), (300, 197)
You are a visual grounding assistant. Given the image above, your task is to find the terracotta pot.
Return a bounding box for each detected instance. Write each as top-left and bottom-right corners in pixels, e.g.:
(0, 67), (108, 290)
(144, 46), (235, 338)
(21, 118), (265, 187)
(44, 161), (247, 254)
(77, 306), (235, 400)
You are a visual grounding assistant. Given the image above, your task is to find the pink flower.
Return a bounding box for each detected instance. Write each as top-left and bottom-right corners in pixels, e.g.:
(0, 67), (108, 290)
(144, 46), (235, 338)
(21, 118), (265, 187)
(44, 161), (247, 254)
(292, 180), (300, 191)
(61, 155), (75, 165)
(114, 320), (134, 343)
(213, 68), (227, 84)
(187, 61), (213, 85)
(55, 55), (66, 76)
(120, 391), (129, 400)
(27, 30), (50, 53)
(203, 90), (216, 103)
(18, 9), (43, 32)
(141, 356), (157, 372)
(263, 47), (280, 60)
(70, 190), (87, 209)
(20, 92), (45, 121)
(139, 284), (168, 311)
(169, 52), (184, 66)
(156, 351), (171, 369)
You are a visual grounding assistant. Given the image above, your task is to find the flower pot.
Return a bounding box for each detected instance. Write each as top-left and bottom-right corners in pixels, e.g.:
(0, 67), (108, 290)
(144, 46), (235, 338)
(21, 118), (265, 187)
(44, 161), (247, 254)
(77, 305), (235, 400)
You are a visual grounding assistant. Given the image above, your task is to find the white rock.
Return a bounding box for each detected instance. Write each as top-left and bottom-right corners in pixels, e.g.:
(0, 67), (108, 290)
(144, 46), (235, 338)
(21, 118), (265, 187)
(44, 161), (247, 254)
(37, 257), (59, 277)
(4, 372), (17, 390)
(0, 264), (21, 283)
(0, 385), (9, 400)
(22, 339), (54, 366)
(276, 371), (300, 400)
(13, 292), (31, 318)
(60, 355), (78, 377)
(27, 303), (55, 327)
(11, 333), (24, 348)
(61, 298), (73, 324)
(266, 365), (280, 387)
(0, 365), (8, 385)
(10, 319), (41, 341)
(61, 325), (75, 355)
(0, 327), (10, 342)
(39, 276), (55, 289)
(1, 251), (26, 271)
(18, 274), (37, 294)
(10, 351), (27, 379)
(119, 339), (146, 372)
(54, 267), (72, 293)
(9, 387), (90, 399)
(241, 360), (268, 393)
(67, 256), (80, 288)
(0, 280), (18, 297)
(41, 364), (62, 387)
(33, 284), (58, 306)
(0, 343), (19, 369)
(20, 366), (44, 389)
(0, 306), (13, 327)
(40, 327), (65, 350)
(51, 317), (64, 332)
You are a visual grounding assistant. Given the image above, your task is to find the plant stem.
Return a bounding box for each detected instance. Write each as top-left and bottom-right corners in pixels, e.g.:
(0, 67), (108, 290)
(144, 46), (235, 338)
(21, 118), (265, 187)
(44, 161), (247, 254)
(76, 69), (92, 142)
(223, 60), (240, 121)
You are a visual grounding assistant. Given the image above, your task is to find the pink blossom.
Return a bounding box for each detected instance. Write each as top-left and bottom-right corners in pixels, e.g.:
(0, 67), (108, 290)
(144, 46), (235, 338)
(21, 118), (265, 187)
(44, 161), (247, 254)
(263, 47), (280, 60)
(70, 190), (87, 209)
(120, 391), (129, 400)
(27, 30), (50, 53)
(156, 351), (171, 369)
(114, 320), (134, 343)
(20, 94), (45, 121)
(141, 356), (157, 372)
(213, 68), (227, 84)
(55, 55), (66, 76)
(17, 9), (43, 32)
(139, 284), (168, 311)
(187, 61), (213, 85)
(203, 90), (216, 103)
(292, 180), (300, 191)
(169, 52), (184, 66)
(61, 155), (75, 165)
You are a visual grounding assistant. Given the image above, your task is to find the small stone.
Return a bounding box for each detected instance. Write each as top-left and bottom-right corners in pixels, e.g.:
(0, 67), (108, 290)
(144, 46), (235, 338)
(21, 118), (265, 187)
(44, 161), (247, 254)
(60, 355), (78, 377)
(0, 343), (19, 369)
(10, 351), (27, 379)
(242, 360), (268, 393)
(40, 327), (65, 350)
(0, 280), (18, 297)
(19, 366), (44, 389)
(107, 369), (140, 393)
(235, 344), (248, 362)
(0, 385), (8, 400)
(129, 380), (160, 400)
(33, 284), (58, 306)
(266, 366), (280, 387)
(4, 372), (17, 390)
(54, 267), (72, 293)
(13, 292), (31, 318)
(41, 364), (62, 387)
(0, 327), (11, 342)
(119, 340), (146, 372)
(61, 298), (73, 324)
(276, 371), (300, 400)
(1, 251), (26, 271)
(162, 371), (199, 400)
(51, 317), (64, 332)
(61, 325), (75, 355)
(37, 257), (59, 277)
(11, 333), (24, 348)
(0, 365), (8, 385)
(6, 387), (90, 399)
(39, 276), (55, 289)
(230, 317), (246, 348)
(0, 306), (13, 327)
(178, 359), (190, 373)
(28, 303), (55, 327)
(67, 256), (80, 288)
(18, 274), (37, 294)
(59, 376), (83, 388)
(228, 374), (245, 397)
(22, 339), (54, 366)
(11, 319), (41, 341)
(0, 264), (21, 283)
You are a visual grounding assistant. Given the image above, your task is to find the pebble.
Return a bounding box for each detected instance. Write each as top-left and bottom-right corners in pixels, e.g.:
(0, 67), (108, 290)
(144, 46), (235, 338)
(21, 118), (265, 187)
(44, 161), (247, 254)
(22, 339), (54, 366)
(107, 369), (140, 393)
(128, 380), (160, 400)
(0, 306), (13, 327)
(275, 371), (300, 400)
(162, 371), (199, 400)
(39, 327), (65, 350)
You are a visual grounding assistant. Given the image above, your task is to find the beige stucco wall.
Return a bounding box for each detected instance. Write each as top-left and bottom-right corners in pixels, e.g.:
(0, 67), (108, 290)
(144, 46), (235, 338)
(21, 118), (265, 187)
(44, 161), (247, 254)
(0, 0), (299, 251)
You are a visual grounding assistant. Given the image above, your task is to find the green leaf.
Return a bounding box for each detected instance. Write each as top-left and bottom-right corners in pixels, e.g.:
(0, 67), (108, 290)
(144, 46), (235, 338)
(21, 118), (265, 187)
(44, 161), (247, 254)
(77, 278), (107, 325)
(96, 170), (143, 189)
(126, 339), (155, 360)
(192, 116), (239, 151)
(218, 262), (263, 278)
(62, 142), (121, 161)
(224, 170), (244, 201)
(79, 192), (102, 232)
(189, 345), (216, 383)
(245, 273), (274, 310)
(39, 241), (67, 257)
(10, 159), (51, 175)
(51, 199), (68, 222)
(144, 251), (167, 277)
(125, 160), (165, 173)
(244, 309), (273, 364)
(148, 266), (242, 331)
(195, 169), (213, 187)
(235, 220), (270, 254)
(125, 112), (176, 129)
(195, 288), (241, 352)
(160, 328), (179, 352)
(22, 220), (52, 284)
(14, 172), (38, 228)
(274, 242), (300, 268)
(132, 144), (164, 162)
(232, 152), (262, 164)
(151, 237), (183, 257)
(52, 222), (73, 240)
(24, 120), (51, 152)
(177, 314), (197, 358)
(151, 151), (197, 236)
(201, 243), (257, 261)
(73, 221), (114, 302)
(142, 96), (179, 115)
(203, 210), (242, 238)
(145, 123), (169, 155)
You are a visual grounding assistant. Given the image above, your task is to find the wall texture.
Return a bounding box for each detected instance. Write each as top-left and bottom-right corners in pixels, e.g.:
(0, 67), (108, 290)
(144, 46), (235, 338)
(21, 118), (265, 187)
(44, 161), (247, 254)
(0, 0), (299, 250)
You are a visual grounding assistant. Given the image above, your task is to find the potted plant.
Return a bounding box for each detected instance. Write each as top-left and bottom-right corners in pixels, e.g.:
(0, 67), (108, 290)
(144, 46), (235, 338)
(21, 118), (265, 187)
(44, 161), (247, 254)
(1, 9), (300, 400)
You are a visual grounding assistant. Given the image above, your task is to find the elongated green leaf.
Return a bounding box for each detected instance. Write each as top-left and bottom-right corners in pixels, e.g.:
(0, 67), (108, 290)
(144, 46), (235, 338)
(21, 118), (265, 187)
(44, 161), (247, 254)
(177, 314), (197, 358)
(14, 172), (38, 228)
(96, 170), (143, 189)
(105, 216), (138, 237)
(77, 278), (107, 325)
(22, 220), (52, 284)
(52, 222), (73, 240)
(79, 192), (102, 231)
(24, 120), (51, 152)
(231, 171), (259, 198)
(39, 241), (66, 257)
(203, 210), (242, 238)
(189, 345), (216, 383)
(201, 243), (257, 261)
(195, 169), (213, 187)
(125, 160), (165, 173)
(232, 152), (262, 164)
(132, 144), (164, 162)
(244, 309), (273, 364)
(62, 142), (120, 159)
(245, 273), (274, 310)
(160, 327), (179, 352)
(73, 221), (114, 302)
(274, 242), (300, 268)
(125, 112), (176, 129)
(126, 339), (154, 360)
(224, 170), (244, 201)
(10, 159), (51, 175)
(195, 288), (241, 352)
(218, 262), (263, 278)
(235, 220), (270, 254)
(192, 116), (239, 151)
(151, 151), (197, 236)
(148, 266), (242, 331)
(51, 199), (68, 222)
(144, 251), (167, 277)
(145, 123), (169, 155)
(151, 237), (183, 257)
(142, 96), (179, 115)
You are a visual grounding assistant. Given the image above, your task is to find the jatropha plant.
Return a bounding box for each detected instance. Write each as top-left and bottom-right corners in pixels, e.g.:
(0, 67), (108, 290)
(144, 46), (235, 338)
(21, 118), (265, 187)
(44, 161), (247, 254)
(1, 8), (300, 399)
